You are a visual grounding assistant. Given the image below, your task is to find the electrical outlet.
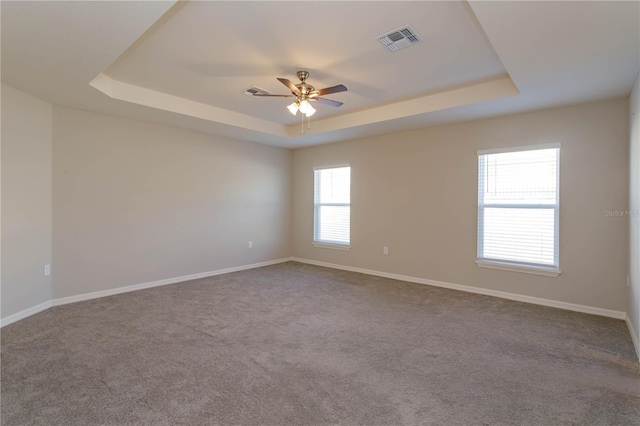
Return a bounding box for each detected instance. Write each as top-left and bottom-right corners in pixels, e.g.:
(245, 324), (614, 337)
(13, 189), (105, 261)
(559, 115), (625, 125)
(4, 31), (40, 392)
(627, 274), (630, 288)
(383, 246), (389, 255)
(248, 241), (253, 249)
(44, 264), (51, 276)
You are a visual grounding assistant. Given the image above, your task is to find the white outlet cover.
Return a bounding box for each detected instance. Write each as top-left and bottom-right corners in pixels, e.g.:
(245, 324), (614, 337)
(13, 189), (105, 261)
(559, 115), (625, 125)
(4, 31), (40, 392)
(44, 264), (51, 276)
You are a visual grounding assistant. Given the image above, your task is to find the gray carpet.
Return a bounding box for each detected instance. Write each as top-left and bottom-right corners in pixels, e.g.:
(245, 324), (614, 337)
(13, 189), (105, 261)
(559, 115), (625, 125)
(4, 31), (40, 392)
(2, 261), (639, 425)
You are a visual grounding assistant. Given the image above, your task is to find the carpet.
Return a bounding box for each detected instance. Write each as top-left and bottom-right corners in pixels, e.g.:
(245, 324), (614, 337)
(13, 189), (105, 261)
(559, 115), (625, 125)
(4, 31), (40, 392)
(2, 261), (639, 425)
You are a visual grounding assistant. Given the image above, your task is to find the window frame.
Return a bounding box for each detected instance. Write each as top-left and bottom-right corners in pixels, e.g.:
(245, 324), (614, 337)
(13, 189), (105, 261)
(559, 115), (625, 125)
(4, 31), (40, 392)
(313, 164), (351, 249)
(476, 143), (561, 277)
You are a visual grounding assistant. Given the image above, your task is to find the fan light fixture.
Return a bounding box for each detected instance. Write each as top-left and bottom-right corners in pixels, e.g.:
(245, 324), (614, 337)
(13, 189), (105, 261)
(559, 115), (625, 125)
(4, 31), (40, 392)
(287, 101), (299, 115)
(287, 99), (316, 117)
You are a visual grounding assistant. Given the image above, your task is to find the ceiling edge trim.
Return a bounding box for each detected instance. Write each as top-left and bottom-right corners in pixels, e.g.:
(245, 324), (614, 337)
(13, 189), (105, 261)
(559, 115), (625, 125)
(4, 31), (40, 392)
(89, 74), (518, 141)
(89, 73), (289, 138)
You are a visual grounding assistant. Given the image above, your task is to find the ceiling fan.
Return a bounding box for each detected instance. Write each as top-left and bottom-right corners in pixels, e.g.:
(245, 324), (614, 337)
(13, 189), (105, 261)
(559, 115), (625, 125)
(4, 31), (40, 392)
(251, 71), (347, 118)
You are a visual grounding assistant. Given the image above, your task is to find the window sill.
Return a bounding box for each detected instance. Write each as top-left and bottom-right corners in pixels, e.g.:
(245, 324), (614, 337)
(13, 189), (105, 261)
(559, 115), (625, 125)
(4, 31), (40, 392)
(313, 242), (351, 251)
(476, 260), (561, 277)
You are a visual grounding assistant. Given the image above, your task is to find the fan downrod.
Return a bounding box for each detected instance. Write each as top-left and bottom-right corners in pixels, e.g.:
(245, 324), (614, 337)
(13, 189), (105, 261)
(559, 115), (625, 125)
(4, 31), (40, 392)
(297, 71), (309, 83)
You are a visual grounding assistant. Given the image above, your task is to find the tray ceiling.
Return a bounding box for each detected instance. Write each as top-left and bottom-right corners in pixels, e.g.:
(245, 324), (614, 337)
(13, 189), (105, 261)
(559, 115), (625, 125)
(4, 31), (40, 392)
(2, 1), (638, 148)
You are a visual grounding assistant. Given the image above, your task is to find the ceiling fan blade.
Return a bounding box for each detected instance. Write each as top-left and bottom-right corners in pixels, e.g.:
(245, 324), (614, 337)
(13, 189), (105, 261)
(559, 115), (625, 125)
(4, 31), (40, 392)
(312, 97), (343, 107)
(312, 84), (347, 96)
(277, 78), (300, 94)
(251, 93), (294, 98)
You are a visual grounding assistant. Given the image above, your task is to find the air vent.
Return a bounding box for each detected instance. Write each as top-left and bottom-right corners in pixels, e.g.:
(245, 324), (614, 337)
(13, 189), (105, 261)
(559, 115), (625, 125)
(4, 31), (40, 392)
(243, 86), (270, 96)
(377, 25), (421, 52)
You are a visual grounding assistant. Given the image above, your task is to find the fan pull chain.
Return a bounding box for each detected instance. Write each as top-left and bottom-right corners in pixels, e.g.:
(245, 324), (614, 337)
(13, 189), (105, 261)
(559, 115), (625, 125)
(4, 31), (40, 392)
(299, 113), (311, 133)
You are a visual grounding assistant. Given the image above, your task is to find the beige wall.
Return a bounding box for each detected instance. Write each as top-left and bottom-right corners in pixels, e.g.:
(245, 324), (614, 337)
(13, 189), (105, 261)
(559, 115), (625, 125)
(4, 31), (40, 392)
(1, 84), (53, 318)
(52, 106), (292, 299)
(1, 85), (633, 327)
(293, 99), (629, 312)
(629, 71), (640, 348)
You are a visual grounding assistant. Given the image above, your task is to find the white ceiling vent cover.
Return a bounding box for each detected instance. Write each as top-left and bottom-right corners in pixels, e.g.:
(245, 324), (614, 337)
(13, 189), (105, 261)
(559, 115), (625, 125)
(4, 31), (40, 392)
(377, 25), (421, 52)
(243, 87), (270, 96)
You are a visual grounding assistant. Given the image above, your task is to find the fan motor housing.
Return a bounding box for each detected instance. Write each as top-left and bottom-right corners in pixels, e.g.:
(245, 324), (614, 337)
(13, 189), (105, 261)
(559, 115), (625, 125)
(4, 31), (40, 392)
(296, 83), (315, 95)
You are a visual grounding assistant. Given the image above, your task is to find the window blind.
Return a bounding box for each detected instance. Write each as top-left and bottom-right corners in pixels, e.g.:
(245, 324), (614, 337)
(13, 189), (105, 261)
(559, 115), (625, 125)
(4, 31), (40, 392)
(477, 145), (559, 269)
(314, 166), (350, 246)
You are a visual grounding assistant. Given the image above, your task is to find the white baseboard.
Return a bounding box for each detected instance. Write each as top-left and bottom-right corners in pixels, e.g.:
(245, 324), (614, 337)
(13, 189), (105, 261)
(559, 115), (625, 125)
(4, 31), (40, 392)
(1, 257), (293, 327)
(292, 257), (627, 320)
(0, 300), (53, 328)
(2, 256), (630, 340)
(625, 314), (640, 362)
(52, 257), (293, 307)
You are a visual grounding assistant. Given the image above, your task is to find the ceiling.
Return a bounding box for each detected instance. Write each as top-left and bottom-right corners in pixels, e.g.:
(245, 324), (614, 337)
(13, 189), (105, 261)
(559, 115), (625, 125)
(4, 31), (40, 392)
(2, 1), (638, 149)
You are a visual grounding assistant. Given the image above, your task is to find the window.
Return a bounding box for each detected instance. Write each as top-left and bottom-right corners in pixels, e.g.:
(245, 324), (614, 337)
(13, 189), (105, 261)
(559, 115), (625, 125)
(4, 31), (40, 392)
(314, 166), (350, 247)
(477, 144), (560, 276)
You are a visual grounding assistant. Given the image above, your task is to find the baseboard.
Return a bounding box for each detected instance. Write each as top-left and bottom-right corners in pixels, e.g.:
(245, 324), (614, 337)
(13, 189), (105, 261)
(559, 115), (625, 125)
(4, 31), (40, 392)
(3, 256), (629, 335)
(1, 257), (293, 327)
(53, 257), (293, 307)
(0, 300), (53, 328)
(291, 257), (626, 320)
(625, 314), (640, 362)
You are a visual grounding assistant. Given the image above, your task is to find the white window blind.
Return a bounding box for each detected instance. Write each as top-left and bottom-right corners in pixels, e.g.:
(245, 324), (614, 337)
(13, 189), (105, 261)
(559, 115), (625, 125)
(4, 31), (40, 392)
(477, 144), (560, 271)
(314, 166), (350, 246)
